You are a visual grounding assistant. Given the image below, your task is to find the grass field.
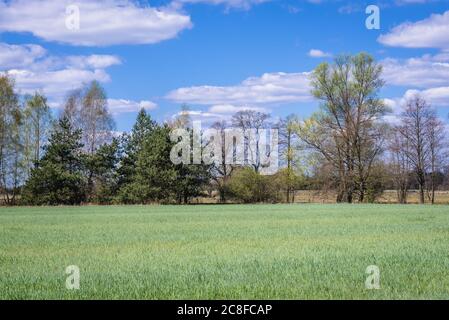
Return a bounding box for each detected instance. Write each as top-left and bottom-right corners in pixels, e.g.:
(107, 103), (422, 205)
(1, 204), (449, 300)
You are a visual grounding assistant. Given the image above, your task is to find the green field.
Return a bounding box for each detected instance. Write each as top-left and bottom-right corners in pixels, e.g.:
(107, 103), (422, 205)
(1, 204), (449, 299)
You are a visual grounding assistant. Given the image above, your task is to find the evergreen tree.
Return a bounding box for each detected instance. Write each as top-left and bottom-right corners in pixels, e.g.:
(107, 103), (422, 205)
(174, 161), (211, 204)
(117, 108), (156, 188)
(85, 138), (121, 204)
(22, 117), (86, 205)
(118, 124), (177, 204)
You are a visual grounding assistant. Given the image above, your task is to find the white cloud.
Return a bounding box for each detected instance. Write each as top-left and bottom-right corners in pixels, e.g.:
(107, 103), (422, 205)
(383, 98), (400, 110)
(0, 0), (192, 47)
(108, 99), (158, 115)
(6, 68), (111, 100)
(403, 87), (449, 107)
(169, 105), (270, 125)
(166, 72), (312, 106)
(208, 104), (269, 114)
(308, 49), (332, 58)
(0, 43), (120, 104)
(382, 55), (449, 88)
(170, 109), (230, 124)
(381, 85), (449, 126)
(378, 10), (449, 49)
(382, 86), (449, 125)
(0, 43), (46, 69)
(66, 55), (121, 69)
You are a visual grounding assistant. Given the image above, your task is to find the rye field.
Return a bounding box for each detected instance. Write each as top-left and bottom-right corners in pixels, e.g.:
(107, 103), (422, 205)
(0, 204), (449, 300)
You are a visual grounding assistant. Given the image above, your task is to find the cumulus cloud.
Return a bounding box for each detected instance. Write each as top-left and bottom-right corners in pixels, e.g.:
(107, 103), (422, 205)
(166, 72), (312, 106)
(66, 55), (122, 69)
(381, 54), (449, 88)
(0, 0), (192, 46)
(0, 43), (47, 69)
(382, 87), (449, 124)
(6, 68), (111, 101)
(378, 10), (449, 49)
(108, 99), (158, 115)
(0, 43), (120, 104)
(308, 49), (332, 58)
(403, 87), (449, 107)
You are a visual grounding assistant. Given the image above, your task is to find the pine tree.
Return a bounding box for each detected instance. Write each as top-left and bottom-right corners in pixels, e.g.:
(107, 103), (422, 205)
(117, 124), (177, 204)
(22, 117), (87, 205)
(85, 138), (120, 204)
(117, 108), (156, 188)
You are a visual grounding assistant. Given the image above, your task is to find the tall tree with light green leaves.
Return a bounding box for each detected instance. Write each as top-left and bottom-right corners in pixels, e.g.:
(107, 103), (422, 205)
(23, 92), (52, 172)
(81, 81), (115, 155)
(298, 53), (388, 203)
(0, 75), (23, 205)
(278, 114), (301, 203)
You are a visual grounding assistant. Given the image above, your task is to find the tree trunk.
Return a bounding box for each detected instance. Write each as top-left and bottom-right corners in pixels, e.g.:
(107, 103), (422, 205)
(419, 184), (425, 204)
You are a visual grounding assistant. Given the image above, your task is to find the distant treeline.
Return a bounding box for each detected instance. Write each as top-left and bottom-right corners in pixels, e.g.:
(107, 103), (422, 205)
(1, 53), (448, 206)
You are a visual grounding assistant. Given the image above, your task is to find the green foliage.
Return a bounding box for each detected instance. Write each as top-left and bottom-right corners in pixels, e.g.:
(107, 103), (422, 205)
(173, 161), (211, 204)
(117, 124), (177, 204)
(0, 75), (24, 205)
(117, 110), (210, 204)
(300, 53), (388, 203)
(21, 163), (86, 205)
(23, 92), (52, 165)
(273, 167), (305, 201)
(117, 109), (156, 189)
(85, 139), (121, 204)
(364, 163), (388, 203)
(228, 167), (281, 203)
(22, 117), (87, 205)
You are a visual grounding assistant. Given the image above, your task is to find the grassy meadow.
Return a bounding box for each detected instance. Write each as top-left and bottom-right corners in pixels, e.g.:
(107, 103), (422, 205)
(0, 204), (449, 299)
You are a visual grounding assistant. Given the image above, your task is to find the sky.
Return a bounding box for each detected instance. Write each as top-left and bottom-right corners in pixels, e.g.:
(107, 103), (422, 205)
(1, 0), (449, 132)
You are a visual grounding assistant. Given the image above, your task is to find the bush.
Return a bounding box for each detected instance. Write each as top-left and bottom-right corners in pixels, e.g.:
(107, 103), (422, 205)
(228, 167), (281, 203)
(22, 164), (87, 205)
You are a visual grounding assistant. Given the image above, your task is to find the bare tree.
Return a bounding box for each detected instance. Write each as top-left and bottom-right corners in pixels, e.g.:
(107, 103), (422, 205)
(81, 81), (115, 155)
(62, 89), (82, 127)
(397, 95), (434, 204)
(426, 113), (445, 204)
(231, 110), (270, 173)
(209, 120), (234, 203)
(389, 130), (411, 204)
(62, 82), (115, 155)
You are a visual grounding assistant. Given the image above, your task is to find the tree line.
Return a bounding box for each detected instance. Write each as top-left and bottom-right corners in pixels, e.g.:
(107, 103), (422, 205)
(0, 53), (448, 206)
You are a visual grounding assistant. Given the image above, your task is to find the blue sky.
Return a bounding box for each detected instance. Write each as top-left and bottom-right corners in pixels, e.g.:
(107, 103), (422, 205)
(1, 0), (449, 131)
